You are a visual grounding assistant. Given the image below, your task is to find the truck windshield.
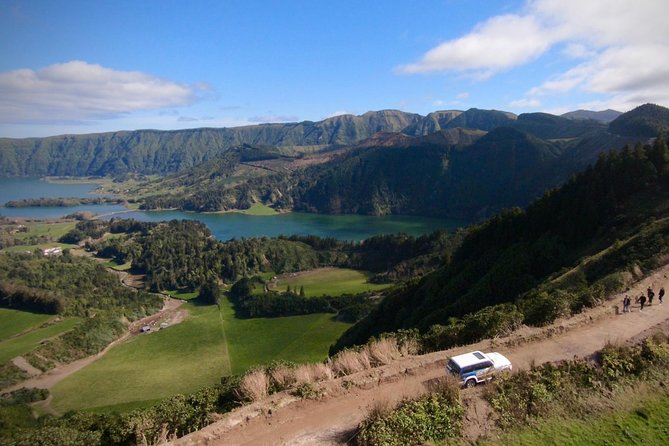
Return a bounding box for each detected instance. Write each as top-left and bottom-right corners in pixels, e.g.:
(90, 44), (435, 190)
(446, 359), (460, 374)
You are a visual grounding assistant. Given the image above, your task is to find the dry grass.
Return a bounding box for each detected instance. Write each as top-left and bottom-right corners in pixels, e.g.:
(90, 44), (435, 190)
(366, 338), (402, 366)
(330, 349), (372, 377)
(294, 362), (334, 384)
(270, 365), (296, 390)
(399, 338), (420, 356)
(236, 368), (270, 402)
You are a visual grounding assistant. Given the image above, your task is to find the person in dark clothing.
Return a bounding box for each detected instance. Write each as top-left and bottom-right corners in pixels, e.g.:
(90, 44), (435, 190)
(637, 294), (647, 311)
(623, 295), (631, 313)
(659, 287), (665, 305)
(648, 287), (655, 305)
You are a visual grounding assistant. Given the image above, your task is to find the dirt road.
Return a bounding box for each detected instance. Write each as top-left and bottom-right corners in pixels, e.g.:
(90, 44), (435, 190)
(174, 266), (669, 446)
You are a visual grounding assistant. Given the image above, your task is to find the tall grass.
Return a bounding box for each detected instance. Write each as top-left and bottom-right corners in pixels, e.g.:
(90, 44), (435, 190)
(236, 368), (269, 402)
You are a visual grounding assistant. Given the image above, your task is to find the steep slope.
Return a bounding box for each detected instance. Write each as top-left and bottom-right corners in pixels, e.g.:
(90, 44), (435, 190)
(0, 111), (423, 176)
(609, 103), (669, 137)
(334, 137), (669, 349)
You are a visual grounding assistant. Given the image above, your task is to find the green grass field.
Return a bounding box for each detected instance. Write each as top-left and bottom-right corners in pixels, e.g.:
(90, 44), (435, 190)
(237, 203), (278, 216)
(19, 222), (75, 241)
(273, 268), (390, 297)
(220, 297), (349, 374)
(0, 315), (81, 363)
(50, 298), (350, 412)
(0, 308), (53, 341)
(483, 395), (669, 445)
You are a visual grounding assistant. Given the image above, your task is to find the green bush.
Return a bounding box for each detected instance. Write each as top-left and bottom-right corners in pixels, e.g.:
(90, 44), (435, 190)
(356, 388), (463, 445)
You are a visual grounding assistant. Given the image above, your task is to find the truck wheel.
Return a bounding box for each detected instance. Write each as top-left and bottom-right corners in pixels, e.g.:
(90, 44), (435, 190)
(465, 379), (476, 388)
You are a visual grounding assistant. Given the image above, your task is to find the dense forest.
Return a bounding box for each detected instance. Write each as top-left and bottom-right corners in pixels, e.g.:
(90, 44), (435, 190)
(137, 106), (666, 220)
(77, 219), (461, 292)
(334, 137), (669, 351)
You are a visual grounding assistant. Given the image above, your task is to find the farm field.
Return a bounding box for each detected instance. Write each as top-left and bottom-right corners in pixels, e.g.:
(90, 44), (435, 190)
(220, 297), (350, 374)
(50, 298), (350, 413)
(0, 308), (53, 341)
(272, 267), (390, 297)
(0, 314), (81, 364)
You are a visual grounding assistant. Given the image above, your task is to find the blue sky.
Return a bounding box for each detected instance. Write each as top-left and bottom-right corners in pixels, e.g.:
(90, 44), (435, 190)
(1, 0), (668, 137)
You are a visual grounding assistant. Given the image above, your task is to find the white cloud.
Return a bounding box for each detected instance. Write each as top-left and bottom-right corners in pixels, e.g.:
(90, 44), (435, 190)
(509, 98), (541, 108)
(396, 14), (553, 77)
(398, 0), (669, 110)
(327, 110), (353, 118)
(432, 100), (445, 107)
(0, 60), (201, 124)
(455, 92), (470, 100)
(248, 114), (298, 123)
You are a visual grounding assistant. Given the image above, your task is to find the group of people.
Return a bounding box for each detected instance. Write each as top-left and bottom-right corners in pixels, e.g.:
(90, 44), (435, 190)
(622, 286), (665, 312)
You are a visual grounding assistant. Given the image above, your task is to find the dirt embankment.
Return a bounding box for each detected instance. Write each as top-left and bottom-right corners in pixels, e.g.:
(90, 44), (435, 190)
(173, 265), (669, 446)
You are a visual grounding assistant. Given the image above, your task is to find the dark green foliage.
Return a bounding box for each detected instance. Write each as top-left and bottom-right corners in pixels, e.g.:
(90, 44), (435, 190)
(356, 383), (464, 446)
(488, 337), (669, 430)
(4, 197), (122, 208)
(335, 137), (669, 350)
(197, 279), (222, 305)
(609, 103), (669, 137)
(0, 254), (161, 318)
(0, 378), (242, 446)
(26, 316), (126, 370)
(0, 281), (63, 314)
(1, 388), (49, 405)
(0, 362), (28, 389)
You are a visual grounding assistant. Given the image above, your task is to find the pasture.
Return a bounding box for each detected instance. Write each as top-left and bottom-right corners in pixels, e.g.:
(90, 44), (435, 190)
(0, 308), (53, 341)
(0, 313), (81, 364)
(272, 267), (390, 297)
(50, 298), (349, 412)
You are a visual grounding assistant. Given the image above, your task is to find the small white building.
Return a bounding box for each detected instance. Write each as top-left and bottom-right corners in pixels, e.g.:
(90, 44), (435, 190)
(42, 247), (62, 256)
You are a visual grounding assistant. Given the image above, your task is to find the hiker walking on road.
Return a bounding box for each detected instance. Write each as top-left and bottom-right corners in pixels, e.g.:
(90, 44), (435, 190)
(637, 294), (647, 311)
(648, 287), (655, 305)
(623, 295), (631, 313)
(659, 287), (665, 305)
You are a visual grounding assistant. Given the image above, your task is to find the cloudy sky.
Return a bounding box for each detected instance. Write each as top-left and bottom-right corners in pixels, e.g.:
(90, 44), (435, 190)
(1, 0), (668, 137)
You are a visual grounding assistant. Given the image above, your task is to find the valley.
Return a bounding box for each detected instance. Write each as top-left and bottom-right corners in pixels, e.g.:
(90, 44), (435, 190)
(1, 104), (669, 445)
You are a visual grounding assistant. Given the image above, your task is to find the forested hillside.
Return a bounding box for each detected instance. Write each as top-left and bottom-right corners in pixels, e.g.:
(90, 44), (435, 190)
(334, 137), (669, 350)
(139, 121), (638, 220)
(0, 107), (584, 178)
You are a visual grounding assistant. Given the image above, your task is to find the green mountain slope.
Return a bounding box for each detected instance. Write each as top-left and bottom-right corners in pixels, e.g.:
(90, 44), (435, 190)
(0, 106), (626, 177)
(333, 137), (669, 350)
(609, 103), (669, 137)
(0, 110), (423, 176)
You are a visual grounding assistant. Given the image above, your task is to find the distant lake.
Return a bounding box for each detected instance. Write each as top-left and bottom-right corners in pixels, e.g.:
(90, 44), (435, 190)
(0, 177), (126, 219)
(0, 177), (469, 240)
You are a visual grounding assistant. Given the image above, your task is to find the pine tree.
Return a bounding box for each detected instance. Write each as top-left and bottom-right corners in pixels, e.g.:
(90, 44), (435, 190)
(299, 285), (305, 297)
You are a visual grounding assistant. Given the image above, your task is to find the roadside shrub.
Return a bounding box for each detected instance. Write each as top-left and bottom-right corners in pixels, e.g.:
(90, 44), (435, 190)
(356, 388), (463, 445)
(291, 382), (323, 399)
(366, 338), (402, 366)
(294, 362), (333, 384)
(266, 361), (296, 392)
(520, 290), (571, 326)
(598, 342), (641, 381)
(421, 321), (463, 352)
(330, 349), (372, 377)
(236, 368), (270, 402)
(460, 303), (524, 344)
